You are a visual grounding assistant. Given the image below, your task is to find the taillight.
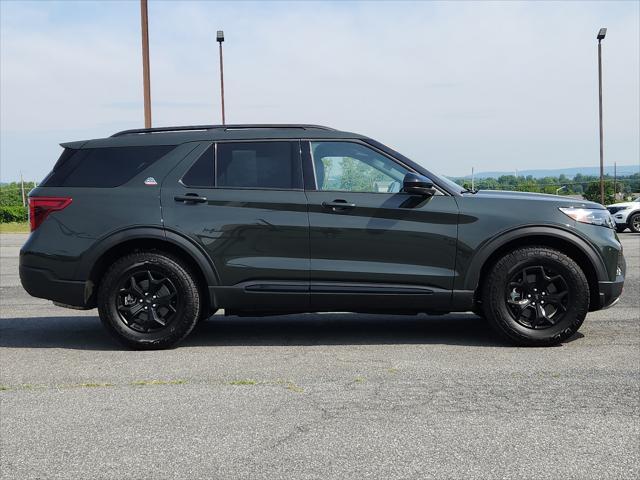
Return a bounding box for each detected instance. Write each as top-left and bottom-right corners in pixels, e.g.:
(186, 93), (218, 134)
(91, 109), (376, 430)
(28, 197), (72, 231)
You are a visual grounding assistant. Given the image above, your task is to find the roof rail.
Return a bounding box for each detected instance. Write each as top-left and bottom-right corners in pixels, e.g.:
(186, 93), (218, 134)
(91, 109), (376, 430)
(111, 124), (336, 137)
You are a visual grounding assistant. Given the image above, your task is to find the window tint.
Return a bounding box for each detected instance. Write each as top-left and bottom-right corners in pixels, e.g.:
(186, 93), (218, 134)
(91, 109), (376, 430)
(41, 145), (174, 188)
(182, 145), (214, 187)
(311, 142), (408, 193)
(216, 142), (302, 189)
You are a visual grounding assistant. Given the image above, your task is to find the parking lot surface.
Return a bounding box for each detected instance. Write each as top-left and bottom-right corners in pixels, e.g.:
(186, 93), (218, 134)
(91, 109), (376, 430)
(1, 232), (638, 479)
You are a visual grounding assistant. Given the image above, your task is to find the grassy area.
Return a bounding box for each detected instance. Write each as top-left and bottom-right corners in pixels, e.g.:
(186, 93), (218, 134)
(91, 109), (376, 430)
(0, 222), (29, 233)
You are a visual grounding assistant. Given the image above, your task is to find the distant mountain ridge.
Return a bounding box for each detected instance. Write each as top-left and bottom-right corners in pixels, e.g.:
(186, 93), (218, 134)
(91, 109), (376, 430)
(457, 165), (639, 179)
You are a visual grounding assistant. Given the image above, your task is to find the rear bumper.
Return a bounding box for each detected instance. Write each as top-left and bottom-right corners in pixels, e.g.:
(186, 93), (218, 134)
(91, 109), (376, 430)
(19, 264), (88, 308)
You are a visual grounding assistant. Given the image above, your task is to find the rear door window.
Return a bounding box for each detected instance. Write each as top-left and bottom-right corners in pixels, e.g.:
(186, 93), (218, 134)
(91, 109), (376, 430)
(216, 141), (302, 190)
(41, 145), (174, 187)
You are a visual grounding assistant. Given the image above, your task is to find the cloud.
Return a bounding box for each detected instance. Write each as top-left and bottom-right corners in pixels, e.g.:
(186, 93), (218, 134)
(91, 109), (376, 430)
(1, 0), (638, 180)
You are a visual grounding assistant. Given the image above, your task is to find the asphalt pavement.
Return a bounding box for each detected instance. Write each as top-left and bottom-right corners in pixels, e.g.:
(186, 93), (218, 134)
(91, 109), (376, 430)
(1, 232), (638, 479)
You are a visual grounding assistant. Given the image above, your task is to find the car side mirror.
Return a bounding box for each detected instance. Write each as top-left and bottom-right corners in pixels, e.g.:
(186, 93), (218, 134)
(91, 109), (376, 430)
(403, 173), (436, 196)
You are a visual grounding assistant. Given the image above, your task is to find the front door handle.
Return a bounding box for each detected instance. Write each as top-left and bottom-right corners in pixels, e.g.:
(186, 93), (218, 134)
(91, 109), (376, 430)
(322, 200), (356, 211)
(174, 193), (207, 204)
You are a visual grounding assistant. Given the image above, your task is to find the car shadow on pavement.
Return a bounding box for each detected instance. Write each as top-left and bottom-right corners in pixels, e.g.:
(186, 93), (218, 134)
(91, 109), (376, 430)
(0, 313), (584, 350)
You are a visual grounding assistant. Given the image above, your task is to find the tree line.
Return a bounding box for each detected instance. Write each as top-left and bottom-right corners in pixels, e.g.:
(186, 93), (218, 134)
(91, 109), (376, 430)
(452, 172), (639, 205)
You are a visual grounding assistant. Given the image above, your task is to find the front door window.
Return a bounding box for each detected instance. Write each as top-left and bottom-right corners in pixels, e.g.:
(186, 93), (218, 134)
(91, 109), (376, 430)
(311, 142), (408, 193)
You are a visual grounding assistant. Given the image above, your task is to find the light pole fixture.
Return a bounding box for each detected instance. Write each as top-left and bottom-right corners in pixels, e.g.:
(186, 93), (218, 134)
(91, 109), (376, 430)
(597, 27), (607, 204)
(140, 0), (152, 128)
(217, 30), (226, 125)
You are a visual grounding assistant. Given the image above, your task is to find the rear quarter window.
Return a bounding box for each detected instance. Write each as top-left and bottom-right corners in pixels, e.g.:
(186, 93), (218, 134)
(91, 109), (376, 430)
(41, 145), (175, 187)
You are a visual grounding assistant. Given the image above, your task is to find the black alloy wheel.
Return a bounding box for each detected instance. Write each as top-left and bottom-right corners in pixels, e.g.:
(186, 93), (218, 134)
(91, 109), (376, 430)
(505, 265), (570, 329)
(116, 269), (180, 333)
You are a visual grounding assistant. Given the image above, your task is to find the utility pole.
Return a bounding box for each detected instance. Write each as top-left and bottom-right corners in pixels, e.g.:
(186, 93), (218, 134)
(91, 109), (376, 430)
(217, 30), (226, 125)
(140, 0), (152, 128)
(597, 28), (607, 204)
(20, 172), (25, 207)
(471, 167), (475, 192)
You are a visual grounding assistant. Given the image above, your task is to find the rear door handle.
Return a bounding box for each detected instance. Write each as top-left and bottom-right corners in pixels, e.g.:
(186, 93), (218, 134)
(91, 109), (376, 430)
(174, 193), (207, 204)
(322, 200), (356, 211)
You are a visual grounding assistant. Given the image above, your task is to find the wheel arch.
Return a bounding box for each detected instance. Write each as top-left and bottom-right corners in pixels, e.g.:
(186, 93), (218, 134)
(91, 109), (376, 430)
(80, 227), (219, 308)
(466, 226), (607, 311)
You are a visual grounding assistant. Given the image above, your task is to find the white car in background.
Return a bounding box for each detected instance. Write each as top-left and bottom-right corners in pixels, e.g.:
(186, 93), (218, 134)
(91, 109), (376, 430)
(607, 197), (640, 233)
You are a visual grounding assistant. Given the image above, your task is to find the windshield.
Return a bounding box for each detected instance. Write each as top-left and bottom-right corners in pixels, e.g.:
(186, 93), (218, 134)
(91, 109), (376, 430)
(439, 175), (466, 193)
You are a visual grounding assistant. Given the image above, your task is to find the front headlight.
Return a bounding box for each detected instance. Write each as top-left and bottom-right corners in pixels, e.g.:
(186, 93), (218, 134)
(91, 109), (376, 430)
(559, 207), (615, 228)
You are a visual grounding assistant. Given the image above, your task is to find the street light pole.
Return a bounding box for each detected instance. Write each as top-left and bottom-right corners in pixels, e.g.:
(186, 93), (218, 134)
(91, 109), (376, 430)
(597, 27), (607, 204)
(471, 167), (474, 192)
(140, 0), (152, 128)
(614, 161), (617, 201)
(217, 30), (226, 125)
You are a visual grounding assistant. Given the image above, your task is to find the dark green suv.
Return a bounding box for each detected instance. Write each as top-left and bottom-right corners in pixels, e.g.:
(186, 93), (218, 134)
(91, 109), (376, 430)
(20, 124), (625, 349)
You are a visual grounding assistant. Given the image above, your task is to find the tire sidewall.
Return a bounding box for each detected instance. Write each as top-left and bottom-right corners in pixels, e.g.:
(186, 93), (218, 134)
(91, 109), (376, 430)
(629, 213), (640, 233)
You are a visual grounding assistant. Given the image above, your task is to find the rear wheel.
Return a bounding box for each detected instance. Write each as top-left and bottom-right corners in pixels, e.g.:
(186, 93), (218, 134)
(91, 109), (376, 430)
(482, 247), (589, 346)
(98, 251), (202, 350)
(628, 212), (640, 233)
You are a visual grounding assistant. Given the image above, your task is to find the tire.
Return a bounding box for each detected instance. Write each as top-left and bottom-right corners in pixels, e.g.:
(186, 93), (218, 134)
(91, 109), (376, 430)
(628, 212), (640, 233)
(97, 251), (202, 350)
(482, 247), (589, 347)
(616, 225), (627, 234)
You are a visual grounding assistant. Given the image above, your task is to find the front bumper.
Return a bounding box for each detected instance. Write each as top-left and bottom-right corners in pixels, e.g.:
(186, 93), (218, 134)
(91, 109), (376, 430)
(598, 277), (625, 309)
(595, 249), (625, 309)
(610, 211), (631, 225)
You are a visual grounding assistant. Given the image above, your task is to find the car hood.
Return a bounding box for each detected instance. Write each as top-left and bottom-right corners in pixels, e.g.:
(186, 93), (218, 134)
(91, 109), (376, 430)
(607, 201), (636, 208)
(471, 190), (604, 209)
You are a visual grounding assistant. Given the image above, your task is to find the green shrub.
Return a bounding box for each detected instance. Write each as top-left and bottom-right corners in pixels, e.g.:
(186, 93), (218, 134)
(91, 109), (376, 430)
(0, 206), (28, 223)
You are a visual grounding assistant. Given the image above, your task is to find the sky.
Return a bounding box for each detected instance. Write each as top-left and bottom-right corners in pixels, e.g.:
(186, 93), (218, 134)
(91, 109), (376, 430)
(1, 0), (639, 182)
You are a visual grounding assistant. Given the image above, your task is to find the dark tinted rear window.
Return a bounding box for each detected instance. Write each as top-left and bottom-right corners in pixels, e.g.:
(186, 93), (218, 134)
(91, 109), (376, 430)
(217, 142), (302, 189)
(182, 145), (214, 187)
(41, 145), (174, 187)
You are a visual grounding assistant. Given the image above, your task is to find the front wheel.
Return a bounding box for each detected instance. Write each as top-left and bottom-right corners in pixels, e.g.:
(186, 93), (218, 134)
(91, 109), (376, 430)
(482, 247), (589, 347)
(628, 212), (640, 233)
(98, 251), (202, 350)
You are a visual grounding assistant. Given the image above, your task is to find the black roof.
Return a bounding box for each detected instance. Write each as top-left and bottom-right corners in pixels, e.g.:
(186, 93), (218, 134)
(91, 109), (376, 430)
(63, 124), (368, 149)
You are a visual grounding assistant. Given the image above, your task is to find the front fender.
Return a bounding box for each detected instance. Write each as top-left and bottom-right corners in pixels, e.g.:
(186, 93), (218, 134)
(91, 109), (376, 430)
(459, 225), (609, 291)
